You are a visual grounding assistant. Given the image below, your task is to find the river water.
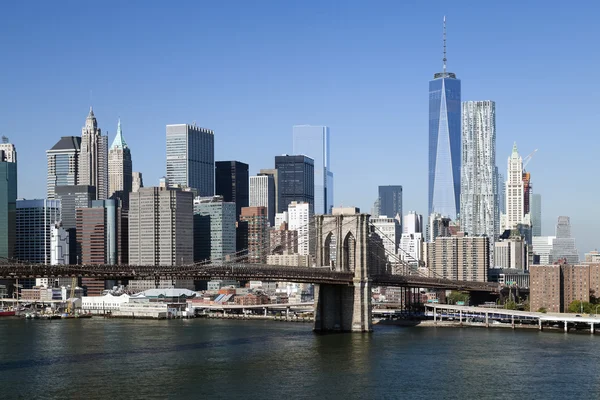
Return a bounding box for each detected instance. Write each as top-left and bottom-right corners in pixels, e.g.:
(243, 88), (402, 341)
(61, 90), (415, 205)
(1, 318), (599, 399)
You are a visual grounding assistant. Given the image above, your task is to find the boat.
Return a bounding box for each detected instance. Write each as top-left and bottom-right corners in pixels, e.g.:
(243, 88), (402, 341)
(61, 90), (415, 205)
(0, 309), (16, 317)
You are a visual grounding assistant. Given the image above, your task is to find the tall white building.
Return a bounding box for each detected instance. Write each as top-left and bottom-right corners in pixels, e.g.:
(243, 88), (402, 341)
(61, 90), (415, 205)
(292, 125), (333, 214)
(274, 211), (289, 229)
(0, 137), (17, 162)
(403, 211), (423, 234)
(532, 236), (555, 265)
(50, 223), (69, 265)
(250, 174), (275, 226)
(371, 216), (400, 261)
(288, 202), (310, 256)
(79, 107), (109, 200)
(399, 233), (424, 269)
(460, 101), (497, 241)
(501, 143), (529, 233)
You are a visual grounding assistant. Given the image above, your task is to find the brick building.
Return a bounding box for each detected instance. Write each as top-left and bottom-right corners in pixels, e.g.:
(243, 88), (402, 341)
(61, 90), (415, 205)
(240, 207), (269, 263)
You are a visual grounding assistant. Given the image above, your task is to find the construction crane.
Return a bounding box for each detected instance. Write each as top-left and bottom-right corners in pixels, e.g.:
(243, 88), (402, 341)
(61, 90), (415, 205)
(523, 149), (538, 170)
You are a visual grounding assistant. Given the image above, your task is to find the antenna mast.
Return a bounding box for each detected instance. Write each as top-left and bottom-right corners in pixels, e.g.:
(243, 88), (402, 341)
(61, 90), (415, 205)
(443, 16), (447, 74)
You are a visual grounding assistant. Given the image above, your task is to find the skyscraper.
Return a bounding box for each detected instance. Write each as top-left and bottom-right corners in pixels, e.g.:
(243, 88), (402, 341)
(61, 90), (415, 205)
(215, 161), (249, 220)
(429, 17), (461, 221)
(550, 216), (579, 264)
(108, 119), (133, 203)
(76, 199), (123, 265)
(288, 201), (311, 256)
(0, 145), (17, 260)
(15, 199), (61, 264)
(501, 143), (530, 232)
(193, 196), (237, 262)
(47, 136), (81, 199)
(378, 186), (402, 220)
(403, 211), (423, 234)
(240, 206), (270, 263)
(250, 174), (276, 226)
(129, 186), (193, 266)
(259, 169), (279, 215)
(530, 193), (542, 236)
(460, 101), (497, 244)
(132, 172), (143, 192)
(0, 138), (17, 163)
(292, 125), (333, 214)
(79, 107), (109, 200)
(55, 185), (96, 264)
(166, 124), (214, 196)
(275, 155), (314, 214)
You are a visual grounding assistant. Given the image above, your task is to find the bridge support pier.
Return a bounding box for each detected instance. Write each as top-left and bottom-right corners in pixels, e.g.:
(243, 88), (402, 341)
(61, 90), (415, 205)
(459, 310), (462, 326)
(263, 307), (267, 317)
(564, 321), (568, 333)
(313, 280), (372, 333)
(538, 319), (543, 331)
(511, 315), (515, 329)
(485, 312), (489, 328)
(591, 323), (595, 334)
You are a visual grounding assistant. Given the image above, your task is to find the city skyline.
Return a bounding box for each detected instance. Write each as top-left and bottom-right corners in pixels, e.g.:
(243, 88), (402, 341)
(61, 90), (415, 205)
(2, 3), (598, 254)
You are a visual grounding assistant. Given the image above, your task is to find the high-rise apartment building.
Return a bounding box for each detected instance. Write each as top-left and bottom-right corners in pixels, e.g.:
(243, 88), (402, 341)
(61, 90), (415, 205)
(46, 136), (81, 199)
(275, 155), (314, 214)
(427, 212), (451, 243)
(108, 119), (133, 206)
(55, 185), (96, 264)
(501, 143), (530, 233)
(250, 174), (275, 226)
(15, 199), (61, 264)
(129, 187), (194, 266)
(215, 161), (249, 220)
(425, 235), (489, 282)
(378, 186), (403, 222)
(0, 156), (17, 260)
(79, 108), (109, 200)
(240, 206), (270, 263)
(76, 199), (124, 265)
(428, 17), (461, 220)
(371, 215), (400, 260)
(292, 125), (333, 214)
(494, 230), (527, 270)
(399, 233), (424, 269)
(270, 222), (298, 255)
(193, 196), (236, 262)
(403, 211), (423, 234)
(460, 101), (497, 242)
(166, 124), (214, 196)
(530, 193), (542, 237)
(288, 201), (311, 257)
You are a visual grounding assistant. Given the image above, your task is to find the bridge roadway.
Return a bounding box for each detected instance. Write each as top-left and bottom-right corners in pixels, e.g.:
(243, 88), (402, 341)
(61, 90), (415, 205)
(0, 263), (498, 292)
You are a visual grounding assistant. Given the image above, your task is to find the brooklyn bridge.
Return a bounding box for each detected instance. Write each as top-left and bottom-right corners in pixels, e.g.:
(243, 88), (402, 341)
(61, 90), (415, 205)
(0, 211), (497, 332)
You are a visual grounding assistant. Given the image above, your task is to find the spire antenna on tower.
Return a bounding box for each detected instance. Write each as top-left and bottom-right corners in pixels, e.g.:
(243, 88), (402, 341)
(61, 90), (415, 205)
(443, 16), (447, 74)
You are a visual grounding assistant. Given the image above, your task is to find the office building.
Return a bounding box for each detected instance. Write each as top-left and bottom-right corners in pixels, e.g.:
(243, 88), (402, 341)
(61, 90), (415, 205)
(0, 158), (17, 260)
(428, 17), (461, 220)
(501, 143), (530, 232)
(250, 174), (276, 226)
(497, 171), (505, 216)
(55, 185), (96, 264)
(399, 233), (424, 269)
(50, 223), (69, 265)
(215, 161), (249, 220)
(132, 172), (143, 192)
(275, 155), (314, 214)
(427, 212), (451, 242)
(371, 215), (400, 261)
(46, 136), (81, 199)
(76, 199), (124, 264)
(0, 138), (17, 163)
(551, 216), (579, 264)
(494, 230), (527, 270)
(292, 125), (333, 214)
(378, 186), (402, 223)
(532, 236), (555, 265)
(15, 199), (61, 264)
(259, 169), (279, 216)
(460, 101), (498, 245)
(270, 222), (298, 255)
(79, 107), (109, 200)
(108, 119), (133, 207)
(530, 193), (542, 237)
(193, 196), (236, 262)
(166, 123), (214, 196)
(129, 187), (194, 266)
(403, 211), (423, 234)
(288, 201), (311, 256)
(425, 235), (489, 282)
(240, 207), (270, 263)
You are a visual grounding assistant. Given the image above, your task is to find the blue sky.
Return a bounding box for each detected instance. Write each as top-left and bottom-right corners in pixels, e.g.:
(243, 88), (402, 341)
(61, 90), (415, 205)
(1, 1), (598, 255)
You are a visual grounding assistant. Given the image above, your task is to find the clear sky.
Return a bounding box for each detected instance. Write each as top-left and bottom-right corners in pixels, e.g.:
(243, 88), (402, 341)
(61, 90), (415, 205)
(1, 1), (598, 255)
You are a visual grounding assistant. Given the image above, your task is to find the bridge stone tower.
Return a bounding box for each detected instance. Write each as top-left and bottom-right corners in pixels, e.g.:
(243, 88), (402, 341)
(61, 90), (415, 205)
(314, 208), (373, 332)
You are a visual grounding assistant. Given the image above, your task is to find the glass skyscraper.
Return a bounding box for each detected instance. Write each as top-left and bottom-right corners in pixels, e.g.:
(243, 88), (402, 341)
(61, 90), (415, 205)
(292, 125), (333, 214)
(428, 19), (461, 220)
(378, 185), (402, 220)
(275, 155), (314, 214)
(530, 193), (542, 237)
(15, 199), (61, 264)
(46, 136), (81, 199)
(0, 161), (17, 260)
(166, 124), (214, 196)
(215, 161), (249, 221)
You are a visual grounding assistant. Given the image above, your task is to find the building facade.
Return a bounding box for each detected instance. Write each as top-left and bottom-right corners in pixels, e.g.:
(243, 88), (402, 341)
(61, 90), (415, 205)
(275, 155), (314, 214)
(530, 193), (542, 237)
(55, 185), (96, 264)
(76, 199), (123, 265)
(371, 215), (400, 261)
(428, 20), (461, 220)
(0, 139), (17, 163)
(460, 101), (498, 245)
(551, 216), (579, 264)
(427, 212), (451, 243)
(425, 235), (489, 282)
(292, 125), (333, 214)
(270, 222), (298, 255)
(108, 119), (133, 203)
(193, 196), (236, 262)
(378, 186), (403, 222)
(166, 124), (214, 196)
(501, 143), (529, 232)
(403, 211), (423, 234)
(129, 187), (194, 266)
(250, 174), (276, 226)
(50, 223), (69, 265)
(79, 108), (109, 200)
(15, 199), (61, 264)
(215, 161), (249, 220)
(399, 233), (424, 269)
(0, 159), (17, 260)
(132, 172), (143, 192)
(46, 136), (81, 199)
(240, 207), (270, 263)
(288, 201), (311, 257)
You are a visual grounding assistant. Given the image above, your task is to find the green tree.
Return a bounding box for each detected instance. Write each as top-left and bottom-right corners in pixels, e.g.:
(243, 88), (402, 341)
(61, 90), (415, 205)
(505, 300), (517, 310)
(447, 291), (469, 304)
(537, 307), (547, 313)
(568, 300), (593, 314)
